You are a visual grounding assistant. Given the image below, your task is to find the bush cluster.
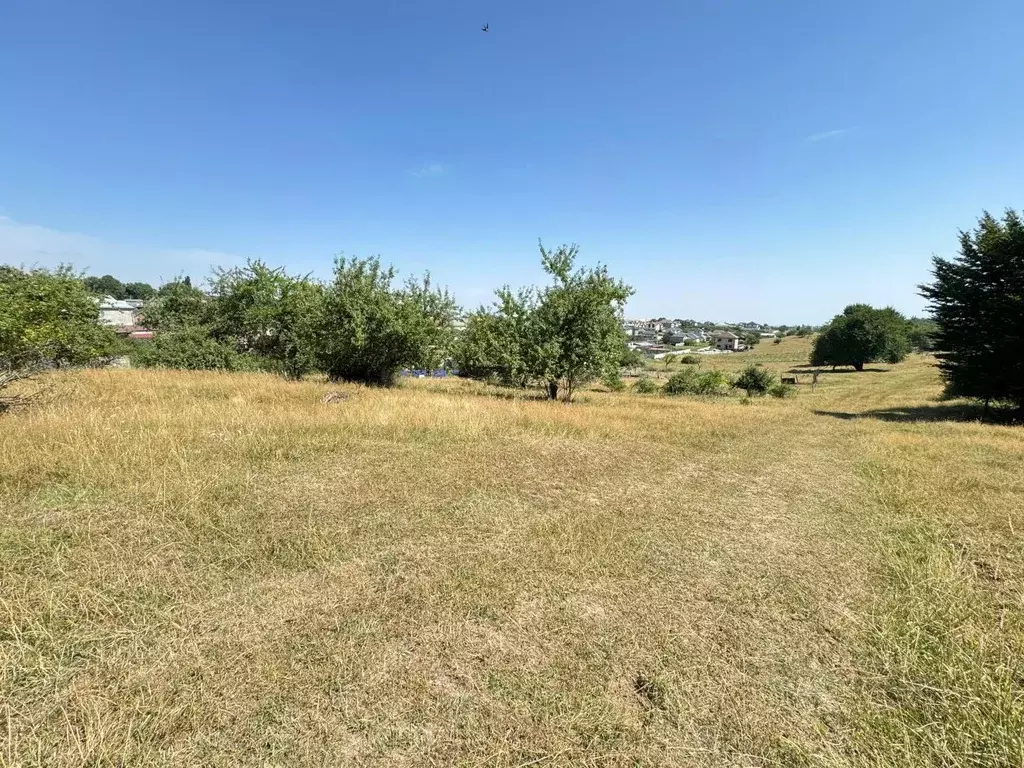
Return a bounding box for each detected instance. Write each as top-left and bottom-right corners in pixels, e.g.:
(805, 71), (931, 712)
(663, 368), (732, 396)
(633, 375), (659, 394)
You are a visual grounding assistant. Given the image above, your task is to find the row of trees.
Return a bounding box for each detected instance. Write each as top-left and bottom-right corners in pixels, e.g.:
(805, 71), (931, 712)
(2, 242), (631, 402)
(83, 274), (157, 300)
(134, 258), (458, 384)
(4, 210), (1021, 411)
(140, 242), (632, 400)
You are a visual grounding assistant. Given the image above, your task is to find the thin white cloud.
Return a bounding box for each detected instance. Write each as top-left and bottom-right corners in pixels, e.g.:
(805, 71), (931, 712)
(409, 162), (448, 178)
(805, 128), (853, 143)
(0, 215), (249, 284)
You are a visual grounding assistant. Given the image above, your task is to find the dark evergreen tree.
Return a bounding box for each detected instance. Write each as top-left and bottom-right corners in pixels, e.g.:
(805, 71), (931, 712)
(920, 210), (1024, 411)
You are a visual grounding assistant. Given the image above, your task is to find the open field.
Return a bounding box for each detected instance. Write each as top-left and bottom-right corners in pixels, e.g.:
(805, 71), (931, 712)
(2, 338), (1023, 766)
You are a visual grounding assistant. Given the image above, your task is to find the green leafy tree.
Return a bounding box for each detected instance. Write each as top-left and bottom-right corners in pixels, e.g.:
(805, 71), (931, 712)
(210, 260), (322, 378)
(733, 364), (776, 396)
(456, 301), (533, 386)
(312, 257), (457, 385)
(124, 282), (156, 300)
(810, 304), (911, 371)
(0, 265), (119, 366)
(906, 317), (938, 353)
(83, 274), (127, 299)
(143, 278), (212, 330)
(460, 242), (632, 402)
(920, 210), (1024, 411)
(405, 274), (459, 372)
(529, 242), (633, 402)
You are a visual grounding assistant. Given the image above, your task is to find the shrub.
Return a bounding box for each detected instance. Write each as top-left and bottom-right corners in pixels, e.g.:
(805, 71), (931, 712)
(131, 327), (256, 372)
(603, 372), (626, 392)
(734, 364), (776, 396)
(663, 368), (732, 396)
(769, 382), (797, 398)
(773, 338), (782, 345)
(663, 368), (699, 395)
(694, 370), (732, 396)
(679, 354), (701, 365)
(619, 347), (646, 370)
(633, 375), (659, 394)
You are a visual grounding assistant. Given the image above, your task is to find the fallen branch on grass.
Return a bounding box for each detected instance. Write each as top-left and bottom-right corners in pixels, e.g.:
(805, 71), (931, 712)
(0, 361), (52, 414)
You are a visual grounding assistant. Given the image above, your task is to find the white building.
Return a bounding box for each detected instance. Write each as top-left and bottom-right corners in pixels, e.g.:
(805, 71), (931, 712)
(710, 330), (740, 351)
(98, 297), (139, 328)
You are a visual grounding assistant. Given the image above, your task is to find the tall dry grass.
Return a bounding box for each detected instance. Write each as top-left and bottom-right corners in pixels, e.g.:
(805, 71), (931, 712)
(1, 345), (1021, 766)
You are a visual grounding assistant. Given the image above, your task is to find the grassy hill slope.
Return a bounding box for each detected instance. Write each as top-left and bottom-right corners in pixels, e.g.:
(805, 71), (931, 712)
(2, 347), (1022, 766)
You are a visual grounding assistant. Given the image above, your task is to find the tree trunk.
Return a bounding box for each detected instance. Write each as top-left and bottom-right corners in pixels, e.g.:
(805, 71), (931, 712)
(852, 361), (864, 371)
(547, 380), (559, 400)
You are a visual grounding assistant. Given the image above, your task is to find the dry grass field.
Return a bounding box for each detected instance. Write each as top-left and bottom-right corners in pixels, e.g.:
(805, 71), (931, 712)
(2, 337), (1022, 766)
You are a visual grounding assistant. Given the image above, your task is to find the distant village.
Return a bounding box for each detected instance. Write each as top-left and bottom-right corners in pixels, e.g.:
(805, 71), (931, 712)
(622, 318), (783, 357)
(96, 294), (800, 362)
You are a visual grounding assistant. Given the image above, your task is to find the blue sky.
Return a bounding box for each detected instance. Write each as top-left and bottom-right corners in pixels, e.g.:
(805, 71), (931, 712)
(1, 0), (1021, 323)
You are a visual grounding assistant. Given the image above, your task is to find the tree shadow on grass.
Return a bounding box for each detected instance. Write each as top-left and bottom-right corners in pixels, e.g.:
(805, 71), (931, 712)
(787, 366), (890, 375)
(814, 402), (1021, 425)
(474, 387), (553, 403)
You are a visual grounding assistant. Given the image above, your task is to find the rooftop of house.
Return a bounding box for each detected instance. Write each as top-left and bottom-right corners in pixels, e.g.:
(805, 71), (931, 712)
(98, 296), (138, 311)
(711, 330), (739, 339)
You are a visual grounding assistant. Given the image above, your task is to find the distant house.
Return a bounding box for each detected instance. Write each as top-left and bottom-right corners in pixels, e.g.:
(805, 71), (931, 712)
(664, 330), (695, 344)
(633, 327), (659, 341)
(710, 330), (740, 351)
(98, 297), (139, 328)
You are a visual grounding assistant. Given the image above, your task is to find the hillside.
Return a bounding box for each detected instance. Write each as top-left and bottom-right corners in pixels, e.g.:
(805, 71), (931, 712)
(2, 345), (1022, 767)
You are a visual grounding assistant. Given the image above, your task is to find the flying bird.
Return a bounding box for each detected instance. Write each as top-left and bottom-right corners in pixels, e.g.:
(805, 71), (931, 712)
(481, 23), (489, 32)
